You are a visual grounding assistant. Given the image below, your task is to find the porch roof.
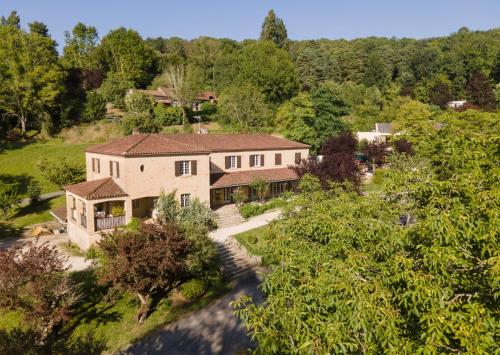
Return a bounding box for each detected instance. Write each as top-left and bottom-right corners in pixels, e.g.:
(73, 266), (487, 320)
(210, 167), (298, 189)
(64, 177), (128, 200)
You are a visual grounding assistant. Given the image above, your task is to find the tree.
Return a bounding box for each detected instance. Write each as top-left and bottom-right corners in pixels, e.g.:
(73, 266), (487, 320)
(0, 241), (79, 343)
(428, 75), (453, 108)
(275, 93), (316, 146)
(124, 91), (154, 113)
(99, 27), (156, 87)
(62, 22), (101, 70)
(153, 105), (183, 126)
(296, 42), (337, 90)
(238, 41), (299, 104)
(310, 81), (351, 151)
(82, 90), (106, 121)
(260, 10), (288, 49)
(393, 100), (433, 142)
(234, 111), (498, 353)
(99, 72), (133, 109)
(393, 138), (414, 155)
(96, 222), (191, 323)
(0, 183), (19, 219)
(465, 71), (496, 109)
(218, 84), (272, 131)
(155, 190), (180, 224)
(0, 11), (20, 28)
(37, 158), (86, 187)
(362, 140), (388, 174)
(28, 21), (49, 37)
(161, 64), (194, 124)
(293, 133), (361, 190)
(0, 25), (63, 134)
(121, 112), (160, 135)
(362, 52), (390, 90)
(249, 178), (269, 203)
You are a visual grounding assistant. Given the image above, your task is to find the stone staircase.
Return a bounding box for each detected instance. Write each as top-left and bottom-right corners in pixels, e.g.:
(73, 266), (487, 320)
(214, 204), (245, 229)
(215, 237), (261, 280)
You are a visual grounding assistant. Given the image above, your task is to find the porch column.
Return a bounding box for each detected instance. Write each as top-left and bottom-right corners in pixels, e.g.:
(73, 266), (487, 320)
(125, 198), (133, 224)
(86, 201), (95, 233)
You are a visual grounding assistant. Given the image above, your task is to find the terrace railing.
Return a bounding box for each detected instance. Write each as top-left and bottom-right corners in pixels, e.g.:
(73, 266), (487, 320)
(95, 215), (125, 231)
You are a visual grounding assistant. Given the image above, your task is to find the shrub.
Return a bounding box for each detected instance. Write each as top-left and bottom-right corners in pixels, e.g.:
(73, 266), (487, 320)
(155, 190), (179, 224)
(153, 105), (183, 126)
(100, 72), (133, 109)
(239, 198), (286, 219)
(178, 198), (218, 231)
(27, 181), (41, 203)
(0, 183), (19, 219)
(83, 90), (106, 121)
(232, 188), (246, 207)
(125, 91), (154, 113)
(111, 205), (124, 216)
(121, 112), (161, 135)
(179, 279), (207, 300)
(249, 177), (269, 203)
(38, 158), (86, 187)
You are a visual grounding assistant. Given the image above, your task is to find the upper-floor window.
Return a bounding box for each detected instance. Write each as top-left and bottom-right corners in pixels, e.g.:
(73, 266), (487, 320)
(175, 160), (197, 176)
(275, 153), (282, 166)
(92, 158), (100, 173)
(250, 154), (264, 167)
(109, 161), (119, 178)
(180, 193), (190, 207)
(295, 152), (302, 164)
(225, 155), (241, 169)
(229, 156), (237, 169)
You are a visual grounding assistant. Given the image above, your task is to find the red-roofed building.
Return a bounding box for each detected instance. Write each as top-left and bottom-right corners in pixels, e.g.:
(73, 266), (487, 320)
(64, 133), (309, 249)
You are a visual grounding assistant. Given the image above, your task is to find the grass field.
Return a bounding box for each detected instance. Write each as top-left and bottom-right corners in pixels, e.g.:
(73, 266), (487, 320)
(0, 139), (88, 194)
(234, 225), (271, 257)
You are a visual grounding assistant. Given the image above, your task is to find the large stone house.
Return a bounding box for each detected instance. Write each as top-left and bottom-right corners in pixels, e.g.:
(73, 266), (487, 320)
(64, 133), (309, 249)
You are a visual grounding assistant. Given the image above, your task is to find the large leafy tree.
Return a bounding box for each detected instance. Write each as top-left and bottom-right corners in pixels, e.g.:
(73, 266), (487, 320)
(0, 24), (63, 134)
(62, 22), (101, 70)
(238, 41), (299, 104)
(235, 110), (499, 353)
(465, 71), (496, 109)
(275, 93), (316, 146)
(218, 84), (272, 131)
(260, 10), (288, 49)
(99, 27), (156, 87)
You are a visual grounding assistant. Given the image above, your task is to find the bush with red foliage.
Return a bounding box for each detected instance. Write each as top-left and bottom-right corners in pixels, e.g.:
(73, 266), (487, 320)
(96, 222), (192, 324)
(393, 139), (415, 155)
(293, 132), (361, 190)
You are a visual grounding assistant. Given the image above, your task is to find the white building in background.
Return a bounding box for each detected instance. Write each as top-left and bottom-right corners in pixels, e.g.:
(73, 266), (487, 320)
(447, 100), (467, 109)
(356, 123), (393, 143)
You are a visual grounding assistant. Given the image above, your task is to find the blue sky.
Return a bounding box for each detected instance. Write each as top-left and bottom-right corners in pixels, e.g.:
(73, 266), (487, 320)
(1, 0), (499, 49)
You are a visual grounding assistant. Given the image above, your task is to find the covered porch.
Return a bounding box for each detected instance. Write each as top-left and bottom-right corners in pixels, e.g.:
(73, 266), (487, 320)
(209, 168), (298, 207)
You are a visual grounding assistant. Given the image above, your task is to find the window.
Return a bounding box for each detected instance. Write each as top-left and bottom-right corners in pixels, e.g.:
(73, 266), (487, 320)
(250, 154), (264, 167)
(295, 152), (302, 164)
(132, 199), (140, 209)
(180, 161), (190, 175)
(275, 153), (282, 165)
(140, 164), (144, 172)
(109, 161), (119, 178)
(92, 158), (100, 173)
(180, 193), (190, 207)
(175, 160), (197, 176)
(229, 156), (237, 169)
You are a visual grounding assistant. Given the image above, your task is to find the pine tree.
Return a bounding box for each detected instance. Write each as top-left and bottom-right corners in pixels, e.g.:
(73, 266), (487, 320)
(260, 10), (288, 48)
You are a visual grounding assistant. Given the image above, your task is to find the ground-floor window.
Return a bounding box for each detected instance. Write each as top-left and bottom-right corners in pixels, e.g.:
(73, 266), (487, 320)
(180, 193), (190, 207)
(223, 187), (234, 202)
(271, 181), (290, 197)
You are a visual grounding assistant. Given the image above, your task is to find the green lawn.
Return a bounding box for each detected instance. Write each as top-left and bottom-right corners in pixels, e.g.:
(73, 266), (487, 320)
(363, 169), (390, 194)
(0, 139), (88, 195)
(234, 225), (272, 257)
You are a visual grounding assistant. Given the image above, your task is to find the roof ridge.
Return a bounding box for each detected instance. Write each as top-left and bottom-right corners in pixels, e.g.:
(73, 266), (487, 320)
(159, 134), (211, 152)
(123, 134), (150, 155)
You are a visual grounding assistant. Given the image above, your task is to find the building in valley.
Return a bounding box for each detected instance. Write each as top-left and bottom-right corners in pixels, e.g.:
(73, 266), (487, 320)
(64, 133), (309, 249)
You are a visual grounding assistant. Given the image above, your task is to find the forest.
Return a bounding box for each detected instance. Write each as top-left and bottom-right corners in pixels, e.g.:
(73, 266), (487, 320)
(0, 9), (499, 152)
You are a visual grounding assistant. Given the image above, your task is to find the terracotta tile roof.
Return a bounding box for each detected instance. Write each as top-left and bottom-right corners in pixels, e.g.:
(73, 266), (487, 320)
(86, 134), (309, 157)
(64, 178), (128, 200)
(85, 134), (210, 156)
(165, 134), (310, 152)
(196, 91), (217, 101)
(210, 168), (298, 188)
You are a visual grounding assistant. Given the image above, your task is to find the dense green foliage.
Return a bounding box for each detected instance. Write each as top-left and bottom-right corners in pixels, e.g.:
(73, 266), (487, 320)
(37, 157), (86, 187)
(0, 10), (498, 141)
(234, 110), (499, 353)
